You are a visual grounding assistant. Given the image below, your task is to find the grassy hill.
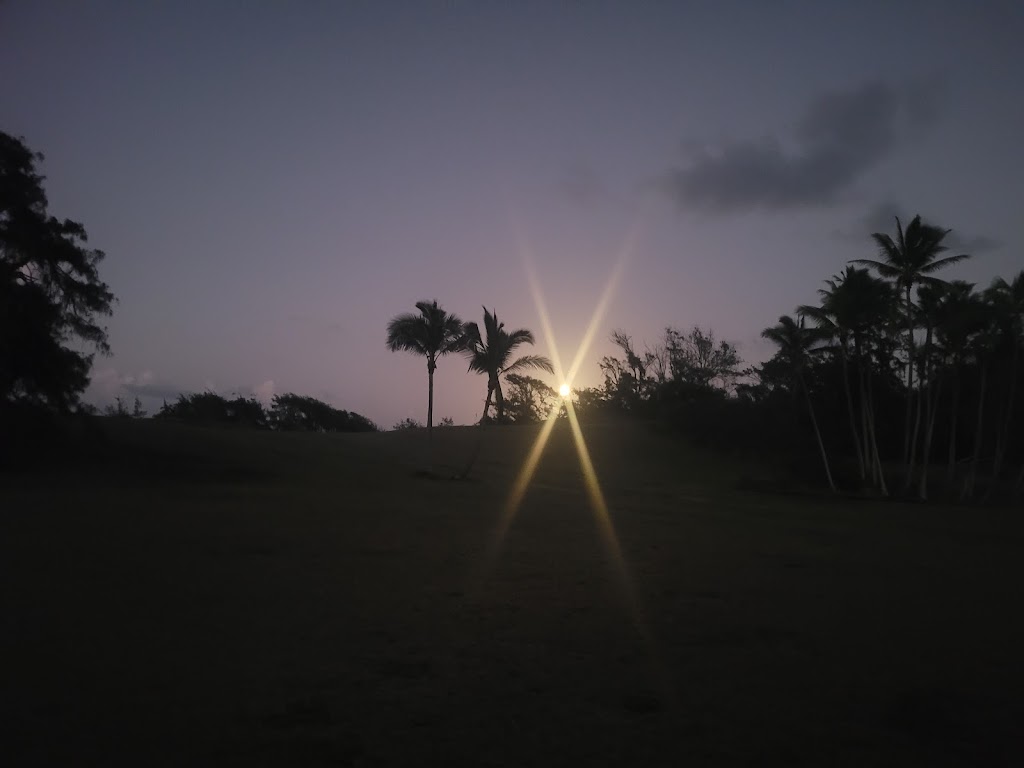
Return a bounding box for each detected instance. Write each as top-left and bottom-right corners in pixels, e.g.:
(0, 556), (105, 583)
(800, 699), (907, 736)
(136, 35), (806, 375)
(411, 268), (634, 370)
(2, 419), (1022, 766)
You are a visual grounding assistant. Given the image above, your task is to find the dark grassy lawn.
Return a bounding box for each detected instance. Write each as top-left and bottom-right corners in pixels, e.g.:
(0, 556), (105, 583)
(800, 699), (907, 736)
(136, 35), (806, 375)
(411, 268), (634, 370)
(1, 419), (1022, 766)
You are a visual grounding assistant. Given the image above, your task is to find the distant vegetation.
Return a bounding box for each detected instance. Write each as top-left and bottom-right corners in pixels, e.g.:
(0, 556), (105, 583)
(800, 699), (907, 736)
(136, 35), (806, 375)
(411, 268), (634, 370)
(155, 392), (377, 432)
(392, 417), (424, 430)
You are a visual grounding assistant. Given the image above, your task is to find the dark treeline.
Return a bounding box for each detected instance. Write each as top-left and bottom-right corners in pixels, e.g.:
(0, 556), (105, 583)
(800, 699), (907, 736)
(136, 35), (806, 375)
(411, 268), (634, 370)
(575, 216), (1023, 504)
(153, 392), (378, 433)
(6, 127), (1022, 503)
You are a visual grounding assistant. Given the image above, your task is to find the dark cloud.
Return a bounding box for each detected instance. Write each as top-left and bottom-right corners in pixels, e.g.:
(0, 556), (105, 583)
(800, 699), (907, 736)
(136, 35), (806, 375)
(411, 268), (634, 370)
(835, 202), (1001, 253)
(947, 232), (1002, 254)
(852, 201), (905, 236)
(661, 78), (947, 214)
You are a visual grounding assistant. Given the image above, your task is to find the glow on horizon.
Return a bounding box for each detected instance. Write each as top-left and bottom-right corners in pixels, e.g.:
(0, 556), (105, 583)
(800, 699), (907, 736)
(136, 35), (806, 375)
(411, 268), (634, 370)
(470, 232), (675, 707)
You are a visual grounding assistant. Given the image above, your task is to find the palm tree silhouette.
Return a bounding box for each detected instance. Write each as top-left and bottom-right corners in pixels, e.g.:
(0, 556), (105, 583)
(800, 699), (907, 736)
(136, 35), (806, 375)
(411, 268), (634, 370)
(386, 300), (467, 437)
(984, 271), (1024, 493)
(799, 266), (893, 494)
(961, 293), (1000, 500)
(931, 281), (978, 492)
(462, 307), (553, 423)
(762, 314), (837, 493)
(912, 280), (949, 498)
(851, 215), (969, 466)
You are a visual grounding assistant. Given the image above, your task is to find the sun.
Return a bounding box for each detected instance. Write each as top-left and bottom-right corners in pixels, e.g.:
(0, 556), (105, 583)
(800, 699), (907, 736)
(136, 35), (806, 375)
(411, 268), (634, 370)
(558, 383), (571, 398)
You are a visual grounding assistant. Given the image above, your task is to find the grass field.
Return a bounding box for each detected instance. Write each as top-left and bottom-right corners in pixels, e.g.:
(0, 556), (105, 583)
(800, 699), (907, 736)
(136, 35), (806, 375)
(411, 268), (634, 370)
(2, 419), (1022, 766)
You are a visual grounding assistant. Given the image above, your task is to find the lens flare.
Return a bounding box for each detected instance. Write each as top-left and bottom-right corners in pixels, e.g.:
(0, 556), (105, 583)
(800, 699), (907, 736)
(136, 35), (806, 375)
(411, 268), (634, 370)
(471, 217), (675, 708)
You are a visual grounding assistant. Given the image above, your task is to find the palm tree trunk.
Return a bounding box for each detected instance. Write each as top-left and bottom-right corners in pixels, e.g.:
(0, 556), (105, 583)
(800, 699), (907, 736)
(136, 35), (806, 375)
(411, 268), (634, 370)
(480, 383), (494, 424)
(902, 284), (915, 466)
(946, 373), (960, 493)
(864, 362), (888, 496)
(851, 339), (884, 495)
(861, 389), (875, 487)
(494, 380), (505, 423)
(918, 376), (943, 500)
(905, 327), (931, 492)
(961, 363), (988, 501)
(905, 371), (924, 492)
(426, 359), (435, 437)
(840, 343), (866, 482)
(800, 374), (837, 493)
(854, 337), (877, 491)
(986, 344), (1018, 498)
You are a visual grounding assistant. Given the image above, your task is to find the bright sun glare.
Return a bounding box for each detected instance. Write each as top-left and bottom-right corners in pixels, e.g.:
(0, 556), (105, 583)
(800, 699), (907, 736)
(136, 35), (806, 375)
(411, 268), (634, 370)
(558, 383), (570, 398)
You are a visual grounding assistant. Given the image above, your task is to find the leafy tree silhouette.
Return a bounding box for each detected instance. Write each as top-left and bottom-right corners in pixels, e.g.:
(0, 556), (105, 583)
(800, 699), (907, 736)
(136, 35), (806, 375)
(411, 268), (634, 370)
(1, 131), (114, 412)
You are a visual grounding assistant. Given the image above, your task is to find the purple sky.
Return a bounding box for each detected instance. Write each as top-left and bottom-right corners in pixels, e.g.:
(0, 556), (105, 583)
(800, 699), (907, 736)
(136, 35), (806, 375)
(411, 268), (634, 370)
(3, 1), (1022, 427)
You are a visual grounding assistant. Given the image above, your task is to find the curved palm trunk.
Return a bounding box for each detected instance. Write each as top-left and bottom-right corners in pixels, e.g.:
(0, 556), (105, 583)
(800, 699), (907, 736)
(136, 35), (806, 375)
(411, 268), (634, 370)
(840, 342), (866, 482)
(905, 327), (934, 492)
(945, 370), (961, 493)
(800, 373), (837, 493)
(986, 344), (1019, 498)
(864, 360), (888, 496)
(480, 382), (494, 424)
(961, 362), (988, 501)
(426, 358), (436, 437)
(855, 336), (886, 495)
(902, 284), (915, 466)
(494, 380), (506, 422)
(918, 376), (943, 500)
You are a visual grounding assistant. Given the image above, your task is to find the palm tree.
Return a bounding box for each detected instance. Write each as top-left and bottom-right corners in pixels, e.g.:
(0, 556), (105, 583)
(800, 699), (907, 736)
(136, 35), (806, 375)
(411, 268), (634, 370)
(851, 215), (969, 469)
(798, 267), (893, 494)
(932, 281), (978, 493)
(799, 279), (864, 483)
(762, 314), (837, 493)
(462, 307), (553, 423)
(984, 272), (1024, 494)
(386, 300), (467, 436)
(961, 295), (1000, 500)
(912, 281), (950, 498)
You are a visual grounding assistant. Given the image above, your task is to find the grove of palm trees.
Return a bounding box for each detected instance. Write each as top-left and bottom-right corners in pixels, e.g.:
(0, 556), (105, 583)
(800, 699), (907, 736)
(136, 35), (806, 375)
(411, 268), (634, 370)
(769, 215), (1022, 503)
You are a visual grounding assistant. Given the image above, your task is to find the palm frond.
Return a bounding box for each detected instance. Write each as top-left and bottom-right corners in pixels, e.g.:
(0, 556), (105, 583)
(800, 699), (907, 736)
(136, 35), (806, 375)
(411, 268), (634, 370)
(796, 304), (838, 331)
(386, 314), (428, 353)
(502, 328), (536, 355)
(920, 253), (970, 273)
(386, 300), (465, 359)
(849, 257), (901, 279)
(502, 354), (554, 375)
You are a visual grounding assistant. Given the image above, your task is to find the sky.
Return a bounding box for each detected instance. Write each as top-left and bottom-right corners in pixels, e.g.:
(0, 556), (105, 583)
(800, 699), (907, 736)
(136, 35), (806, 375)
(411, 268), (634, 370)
(2, 1), (1022, 427)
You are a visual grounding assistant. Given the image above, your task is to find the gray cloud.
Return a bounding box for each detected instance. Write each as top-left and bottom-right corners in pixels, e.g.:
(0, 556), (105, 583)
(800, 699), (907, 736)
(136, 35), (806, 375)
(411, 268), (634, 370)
(838, 202), (1001, 253)
(661, 78), (947, 214)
